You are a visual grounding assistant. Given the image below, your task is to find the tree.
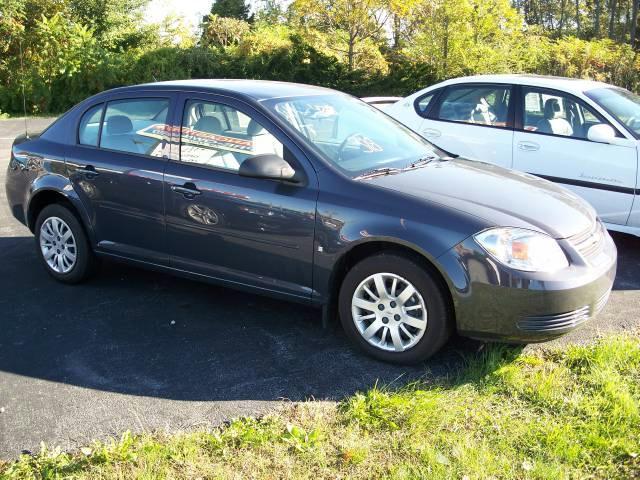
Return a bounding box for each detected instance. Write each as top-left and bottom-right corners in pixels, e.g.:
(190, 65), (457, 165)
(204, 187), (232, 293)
(609, 0), (617, 39)
(209, 0), (250, 21)
(67, 0), (153, 50)
(292, 0), (391, 71)
(405, 0), (525, 78)
(631, 0), (639, 47)
(200, 14), (250, 47)
(254, 0), (285, 25)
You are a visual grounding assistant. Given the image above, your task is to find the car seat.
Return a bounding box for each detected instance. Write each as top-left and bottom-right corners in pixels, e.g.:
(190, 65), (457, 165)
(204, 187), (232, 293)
(246, 119), (283, 157)
(193, 116), (223, 134)
(101, 115), (147, 154)
(189, 115), (240, 170)
(536, 99), (573, 136)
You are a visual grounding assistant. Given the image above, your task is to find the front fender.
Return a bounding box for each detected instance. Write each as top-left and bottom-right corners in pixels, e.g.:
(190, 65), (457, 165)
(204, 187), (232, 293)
(311, 177), (488, 305)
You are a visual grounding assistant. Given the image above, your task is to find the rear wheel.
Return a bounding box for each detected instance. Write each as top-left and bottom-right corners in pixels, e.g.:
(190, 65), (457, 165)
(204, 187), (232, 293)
(35, 204), (96, 284)
(339, 253), (452, 364)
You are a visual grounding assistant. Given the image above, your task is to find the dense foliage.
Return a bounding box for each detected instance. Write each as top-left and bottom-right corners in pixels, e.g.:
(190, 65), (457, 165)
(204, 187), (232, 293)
(1, 0), (639, 115)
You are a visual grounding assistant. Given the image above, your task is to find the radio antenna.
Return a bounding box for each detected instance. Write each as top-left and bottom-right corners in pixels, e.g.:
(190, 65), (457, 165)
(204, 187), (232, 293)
(18, 36), (28, 138)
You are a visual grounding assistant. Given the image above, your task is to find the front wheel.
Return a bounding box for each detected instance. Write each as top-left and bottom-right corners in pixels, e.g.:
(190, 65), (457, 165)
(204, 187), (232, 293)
(34, 204), (96, 284)
(338, 253), (452, 364)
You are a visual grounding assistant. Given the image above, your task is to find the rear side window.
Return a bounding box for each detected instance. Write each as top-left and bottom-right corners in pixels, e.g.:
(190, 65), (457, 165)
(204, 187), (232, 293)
(99, 98), (169, 157)
(78, 104), (103, 146)
(436, 86), (511, 128)
(415, 92), (436, 116)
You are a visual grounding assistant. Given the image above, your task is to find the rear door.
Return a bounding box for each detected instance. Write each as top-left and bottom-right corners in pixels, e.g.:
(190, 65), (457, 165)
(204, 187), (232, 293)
(67, 93), (175, 262)
(512, 86), (637, 225)
(163, 92), (318, 300)
(418, 83), (514, 168)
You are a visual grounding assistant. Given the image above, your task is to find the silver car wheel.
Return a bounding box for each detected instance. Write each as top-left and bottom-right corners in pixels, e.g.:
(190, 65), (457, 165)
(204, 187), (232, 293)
(40, 216), (77, 274)
(351, 272), (427, 352)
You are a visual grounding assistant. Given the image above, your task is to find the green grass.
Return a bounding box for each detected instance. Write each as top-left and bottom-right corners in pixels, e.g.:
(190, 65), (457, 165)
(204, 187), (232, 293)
(2, 335), (639, 479)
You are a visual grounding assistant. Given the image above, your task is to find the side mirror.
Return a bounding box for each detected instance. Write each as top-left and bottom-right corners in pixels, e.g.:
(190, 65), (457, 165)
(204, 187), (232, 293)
(587, 124), (616, 144)
(238, 154), (299, 183)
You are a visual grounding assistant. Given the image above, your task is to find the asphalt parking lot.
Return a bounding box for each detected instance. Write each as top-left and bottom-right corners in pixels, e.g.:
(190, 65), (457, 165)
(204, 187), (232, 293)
(1, 117), (639, 459)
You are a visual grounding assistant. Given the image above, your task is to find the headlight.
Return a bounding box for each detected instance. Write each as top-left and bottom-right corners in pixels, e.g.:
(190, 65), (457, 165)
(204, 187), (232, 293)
(474, 227), (569, 272)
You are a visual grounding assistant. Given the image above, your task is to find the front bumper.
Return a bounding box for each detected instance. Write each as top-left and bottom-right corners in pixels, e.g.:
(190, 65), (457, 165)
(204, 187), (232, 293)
(437, 225), (617, 343)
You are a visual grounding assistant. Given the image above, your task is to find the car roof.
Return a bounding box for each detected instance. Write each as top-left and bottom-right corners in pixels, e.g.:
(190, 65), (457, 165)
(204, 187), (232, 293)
(362, 96), (403, 103)
(433, 74), (613, 95)
(109, 79), (336, 101)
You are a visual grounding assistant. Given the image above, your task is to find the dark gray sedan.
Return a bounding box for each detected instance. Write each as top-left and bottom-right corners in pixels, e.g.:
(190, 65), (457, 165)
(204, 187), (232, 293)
(5, 80), (616, 363)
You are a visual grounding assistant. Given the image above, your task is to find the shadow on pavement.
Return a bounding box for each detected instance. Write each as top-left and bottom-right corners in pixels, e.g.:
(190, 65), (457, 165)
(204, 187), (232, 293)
(0, 235), (482, 402)
(610, 232), (640, 291)
(0, 232), (638, 402)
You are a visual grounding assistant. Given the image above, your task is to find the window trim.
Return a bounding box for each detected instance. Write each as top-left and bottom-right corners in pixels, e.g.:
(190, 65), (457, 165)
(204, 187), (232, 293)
(413, 88), (442, 119)
(429, 83), (515, 131)
(515, 85), (623, 142)
(75, 96), (172, 160)
(175, 96), (292, 177)
(76, 102), (105, 147)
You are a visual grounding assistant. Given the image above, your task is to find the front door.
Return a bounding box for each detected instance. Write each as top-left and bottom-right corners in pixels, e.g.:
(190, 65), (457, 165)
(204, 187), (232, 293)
(67, 95), (174, 262)
(512, 86), (637, 226)
(163, 93), (318, 300)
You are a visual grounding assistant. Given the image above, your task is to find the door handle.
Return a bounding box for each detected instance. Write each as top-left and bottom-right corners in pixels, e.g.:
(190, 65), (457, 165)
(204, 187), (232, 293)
(77, 165), (99, 178)
(171, 182), (201, 198)
(422, 128), (441, 138)
(518, 141), (540, 152)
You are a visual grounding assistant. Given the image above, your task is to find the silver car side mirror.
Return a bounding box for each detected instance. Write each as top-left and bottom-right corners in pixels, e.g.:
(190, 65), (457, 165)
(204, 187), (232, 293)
(587, 124), (616, 144)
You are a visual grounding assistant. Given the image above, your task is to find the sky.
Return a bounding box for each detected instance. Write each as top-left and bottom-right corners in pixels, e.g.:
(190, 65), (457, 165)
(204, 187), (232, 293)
(144, 0), (269, 31)
(144, 0), (214, 27)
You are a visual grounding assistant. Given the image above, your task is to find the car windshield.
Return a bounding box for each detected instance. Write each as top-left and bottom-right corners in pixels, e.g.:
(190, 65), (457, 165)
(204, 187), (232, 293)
(585, 87), (640, 138)
(261, 94), (444, 176)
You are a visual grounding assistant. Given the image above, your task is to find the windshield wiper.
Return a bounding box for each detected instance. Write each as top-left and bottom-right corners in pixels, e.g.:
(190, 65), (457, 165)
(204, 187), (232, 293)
(404, 155), (438, 170)
(353, 167), (402, 180)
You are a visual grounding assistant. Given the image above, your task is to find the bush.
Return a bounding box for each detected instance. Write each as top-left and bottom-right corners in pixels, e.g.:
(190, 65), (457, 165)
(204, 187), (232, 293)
(2, 10), (640, 115)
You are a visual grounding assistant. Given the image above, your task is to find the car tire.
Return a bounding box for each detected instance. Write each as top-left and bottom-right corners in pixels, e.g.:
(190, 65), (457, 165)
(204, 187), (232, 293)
(34, 204), (96, 284)
(339, 252), (452, 364)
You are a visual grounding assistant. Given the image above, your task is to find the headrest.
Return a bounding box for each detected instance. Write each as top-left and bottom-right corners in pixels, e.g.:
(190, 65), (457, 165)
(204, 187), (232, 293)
(247, 119), (265, 136)
(194, 116), (222, 134)
(544, 99), (561, 120)
(106, 115), (133, 135)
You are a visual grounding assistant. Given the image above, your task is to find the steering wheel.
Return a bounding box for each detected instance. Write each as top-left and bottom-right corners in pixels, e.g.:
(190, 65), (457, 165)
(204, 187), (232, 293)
(627, 116), (640, 130)
(337, 133), (364, 163)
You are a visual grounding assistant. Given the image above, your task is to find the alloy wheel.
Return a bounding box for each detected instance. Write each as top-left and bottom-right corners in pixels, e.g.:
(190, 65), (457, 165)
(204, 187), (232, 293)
(40, 216), (77, 274)
(351, 272), (427, 352)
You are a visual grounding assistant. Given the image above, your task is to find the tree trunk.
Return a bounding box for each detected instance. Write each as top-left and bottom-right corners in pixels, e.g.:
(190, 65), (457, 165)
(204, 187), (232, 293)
(595, 0), (601, 37)
(559, 0), (567, 35)
(575, 0), (581, 36)
(348, 33), (355, 71)
(632, 0), (639, 48)
(442, 17), (449, 76)
(609, 0), (617, 39)
(393, 14), (401, 49)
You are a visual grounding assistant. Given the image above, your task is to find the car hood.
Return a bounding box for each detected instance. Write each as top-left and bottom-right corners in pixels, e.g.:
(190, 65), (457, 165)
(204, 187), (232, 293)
(363, 159), (596, 239)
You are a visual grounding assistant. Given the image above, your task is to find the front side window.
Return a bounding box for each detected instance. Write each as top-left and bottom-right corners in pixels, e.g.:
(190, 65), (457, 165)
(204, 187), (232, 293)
(263, 94), (443, 175)
(586, 87), (640, 138)
(78, 104), (103, 146)
(522, 89), (607, 140)
(436, 86), (511, 127)
(99, 98), (169, 157)
(179, 100), (283, 172)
